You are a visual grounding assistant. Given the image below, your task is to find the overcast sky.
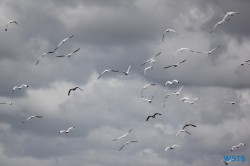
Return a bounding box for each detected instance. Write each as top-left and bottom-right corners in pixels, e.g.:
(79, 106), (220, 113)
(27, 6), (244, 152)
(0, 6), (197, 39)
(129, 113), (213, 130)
(0, 0), (249, 166)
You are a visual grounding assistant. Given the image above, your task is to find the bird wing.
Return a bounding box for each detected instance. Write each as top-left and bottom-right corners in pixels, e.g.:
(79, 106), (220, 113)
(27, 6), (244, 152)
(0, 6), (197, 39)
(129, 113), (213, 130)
(146, 115), (152, 121)
(126, 65), (132, 74)
(68, 89), (72, 96)
(141, 97), (150, 102)
(66, 127), (75, 132)
(172, 144), (181, 148)
(35, 116), (43, 118)
(164, 146), (170, 152)
(72, 48), (80, 53)
(185, 130), (192, 135)
(178, 59), (187, 65)
(151, 91), (157, 100)
(176, 86), (184, 94)
(162, 33), (165, 42)
(163, 65), (175, 69)
(210, 45), (221, 53)
(182, 124), (189, 130)
(56, 55), (65, 57)
(118, 145), (125, 151)
(76, 87), (83, 91)
(210, 22), (219, 33)
(176, 130), (182, 136)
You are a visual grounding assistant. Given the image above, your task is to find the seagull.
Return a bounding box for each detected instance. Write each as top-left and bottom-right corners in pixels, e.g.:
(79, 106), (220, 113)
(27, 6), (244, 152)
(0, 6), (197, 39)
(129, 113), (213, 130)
(141, 52), (161, 66)
(165, 144), (181, 152)
(54, 35), (74, 51)
(163, 59), (187, 69)
(174, 48), (196, 56)
(118, 140), (138, 151)
(122, 64), (132, 76)
(97, 69), (119, 79)
(12, 84), (28, 91)
(68, 87), (83, 96)
(5, 20), (19, 31)
(231, 143), (246, 151)
(183, 98), (199, 104)
(225, 97), (237, 105)
(196, 45), (221, 54)
(176, 129), (191, 136)
(141, 91), (157, 103)
(56, 48), (80, 57)
(164, 79), (179, 86)
(59, 127), (75, 134)
(222, 12), (240, 21)
(162, 29), (178, 42)
(112, 129), (133, 141)
(146, 113), (162, 121)
(144, 66), (153, 75)
(22, 115), (43, 123)
(182, 124), (197, 130)
(165, 86), (184, 98)
(210, 19), (230, 33)
(141, 83), (156, 98)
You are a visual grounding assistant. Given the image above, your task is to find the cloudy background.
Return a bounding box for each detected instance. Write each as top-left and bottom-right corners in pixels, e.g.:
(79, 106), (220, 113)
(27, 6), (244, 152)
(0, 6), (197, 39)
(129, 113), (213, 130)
(0, 0), (249, 165)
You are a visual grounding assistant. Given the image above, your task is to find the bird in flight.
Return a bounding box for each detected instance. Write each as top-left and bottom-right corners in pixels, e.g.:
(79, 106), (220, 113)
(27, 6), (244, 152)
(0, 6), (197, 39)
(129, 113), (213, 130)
(231, 143), (246, 151)
(225, 97), (237, 105)
(222, 12), (240, 21)
(59, 127), (75, 134)
(112, 129), (133, 141)
(54, 35), (74, 51)
(163, 59), (187, 69)
(97, 69), (119, 80)
(176, 129), (191, 136)
(5, 20), (19, 31)
(146, 113), (162, 121)
(141, 91), (157, 103)
(165, 144), (181, 152)
(162, 29), (178, 42)
(12, 84), (28, 91)
(182, 124), (197, 130)
(118, 140), (138, 151)
(196, 45), (221, 55)
(164, 79), (179, 86)
(68, 87), (83, 96)
(56, 48), (80, 58)
(141, 52), (161, 66)
(22, 115), (43, 123)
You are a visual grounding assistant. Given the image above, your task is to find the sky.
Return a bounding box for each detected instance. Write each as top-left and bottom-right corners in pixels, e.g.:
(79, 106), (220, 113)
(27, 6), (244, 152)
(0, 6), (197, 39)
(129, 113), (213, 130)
(0, 0), (249, 165)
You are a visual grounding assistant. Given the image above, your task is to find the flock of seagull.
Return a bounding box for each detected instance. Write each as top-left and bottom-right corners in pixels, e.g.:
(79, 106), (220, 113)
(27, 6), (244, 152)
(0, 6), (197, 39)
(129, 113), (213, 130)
(1, 9), (248, 165)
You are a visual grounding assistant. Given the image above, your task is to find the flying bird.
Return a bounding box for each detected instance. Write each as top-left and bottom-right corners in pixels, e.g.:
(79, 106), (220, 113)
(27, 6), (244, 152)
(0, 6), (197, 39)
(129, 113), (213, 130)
(112, 129), (132, 141)
(222, 12), (240, 21)
(141, 91), (157, 103)
(231, 143), (246, 151)
(141, 52), (161, 66)
(182, 124), (197, 130)
(176, 129), (191, 136)
(5, 20), (19, 31)
(225, 97), (237, 105)
(146, 113), (162, 121)
(196, 45), (221, 54)
(118, 140), (138, 151)
(68, 87), (83, 96)
(164, 79), (179, 86)
(59, 127), (75, 134)
(163, 59), (187, 69)
(165, 144), (181, 152)
(144, 66), (153, 75)
(54, 35), (74, 51)
(12, 84), (28, 91)
(56, 48), (80, 58)
(162, 29), (178, 42)
(97, 69), (119, 79)
(174, 48), (196, 56)
(22, 115), (43, 123)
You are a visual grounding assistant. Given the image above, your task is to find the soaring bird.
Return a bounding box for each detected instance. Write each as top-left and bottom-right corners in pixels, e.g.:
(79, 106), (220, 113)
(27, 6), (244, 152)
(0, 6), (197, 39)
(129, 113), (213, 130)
(146, 113), (162, 121)
(5, 20), (19, 31)
(59, 127), (75, 134)
(54, 35), (74, 51)
(196, 45), (221, 54)
(112, 129), (132, 141)
(231, 143), (246, 151)
(141, 91), (157, 103)
(118, 140), (138, 151)
(12, 84), (28, 91)
(163, 59), (187, 69)
(182, 124), (197, 130)
(225, 97), (237, 105)
(174, 48), (196, 56)
(97, 69), (119, 80)
(141, 52), (161, 66)
(68, 87), (83, 96)
(122, 65), (132, 76)
(22, 115), (43, 123)
(176, 129), (191, 136)
(144, 66), (153, 75)
(164, 79), (179, 86)
(162, 29), (178, 42)
(165, 144), (181, 152)
(56, 48), (80, 58)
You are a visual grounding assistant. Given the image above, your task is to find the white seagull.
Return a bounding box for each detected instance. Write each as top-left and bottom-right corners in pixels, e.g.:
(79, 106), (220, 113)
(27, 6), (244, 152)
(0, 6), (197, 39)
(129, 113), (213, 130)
(174, 48), (196, 56)
(196, 45), (221, 55)
(164, 79), (179, 86)
(118, 140), (138, 151)
(162, 29), (178, 42)
(12, 84), (28, 91)
(56, 48), (80, 58)
(144, 66), (153, 75)
(225, 97), (237, 105)
(231, 143), (246, 151)
(59, 127), (75, 134)
(22, 115), (43, 123)
(112, 129), (133, 141)
(5, 20), (19, 31)
(141, 91), (157, 103)
(165, 144), (181, 152)
(97, 69), (119, 79)
(141, 52), (161, 66)
(176, 129), (191, 136)
(54, 35), (74, 51)
(163, 59), (187, 69)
